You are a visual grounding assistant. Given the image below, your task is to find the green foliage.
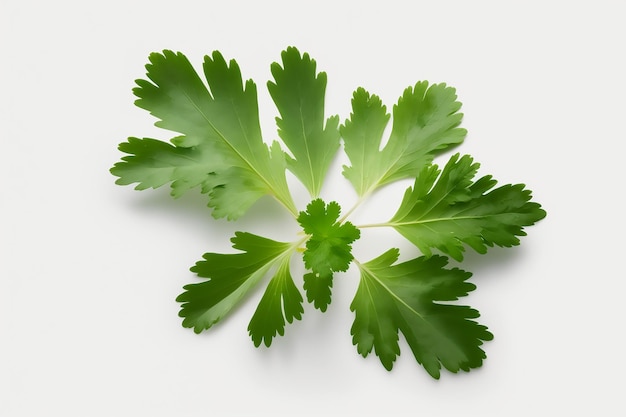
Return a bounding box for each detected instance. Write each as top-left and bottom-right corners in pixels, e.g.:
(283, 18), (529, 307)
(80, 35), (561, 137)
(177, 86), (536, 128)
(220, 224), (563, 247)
(388, 153), (547, 261)
(248, 256), (304, 347)
(268, 47), (341, 197)
(351, 249), (492, 378)
(177, 232), (297, 334)
(112, 47), (545, 378)
(297, 199), (360, 277)
(297, 199), (360, 311)
(111, 50), (296, 219)
(341, 84), (466, 197)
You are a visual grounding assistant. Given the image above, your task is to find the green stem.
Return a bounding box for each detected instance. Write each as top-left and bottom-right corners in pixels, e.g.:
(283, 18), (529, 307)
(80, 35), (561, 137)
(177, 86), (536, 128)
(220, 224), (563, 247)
(355, 222), (392, 229)
(339, 193), (368, 224)
(274, 194), (299, 218)
(293, 234), (310, 252)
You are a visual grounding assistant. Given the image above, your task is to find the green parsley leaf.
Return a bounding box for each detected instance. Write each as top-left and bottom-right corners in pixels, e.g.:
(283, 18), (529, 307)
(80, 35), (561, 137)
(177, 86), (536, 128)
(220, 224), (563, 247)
(177, 232), (299, 334)
(110, 137), (223, 197)
(298, 199), (360, 276)
(302, 272), (333, 312)
(351, 249), (493, 378)
(341, 84), (466, 197)
(386, 153), (547, 261)
(297, 199), (360, 310)
(268, 47), (341, 197)
(248, 255), (303, 347)
(112, 50), (297, 219)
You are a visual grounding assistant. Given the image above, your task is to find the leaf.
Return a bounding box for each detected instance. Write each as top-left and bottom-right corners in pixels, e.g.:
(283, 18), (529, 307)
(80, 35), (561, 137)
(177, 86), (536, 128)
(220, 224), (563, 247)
(341, 83), (466, 197)
(298, 199), (360, 276)
(351, 249), (493, 378)
(248, 257), (304, 347)
(110, 137), (223, 197)
(303, 272), (333, 312)
(177, 232), (295, 333)
(388, 153), (547, 261)
(268, 47), (341, 197)
(112, 50), (297, 219)
(297, 199), (360, 310)
(339, 89), (390, 197)
(207, 142), (288, 220)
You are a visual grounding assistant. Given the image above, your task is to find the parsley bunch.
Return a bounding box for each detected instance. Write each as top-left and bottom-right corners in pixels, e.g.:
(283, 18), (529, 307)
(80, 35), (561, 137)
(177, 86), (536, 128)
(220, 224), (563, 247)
(111, 47), (545, 378)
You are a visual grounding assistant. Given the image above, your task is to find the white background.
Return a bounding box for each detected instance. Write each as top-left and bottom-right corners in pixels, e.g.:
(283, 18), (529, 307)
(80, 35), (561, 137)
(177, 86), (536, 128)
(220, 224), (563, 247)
(1, 0), (624, 415)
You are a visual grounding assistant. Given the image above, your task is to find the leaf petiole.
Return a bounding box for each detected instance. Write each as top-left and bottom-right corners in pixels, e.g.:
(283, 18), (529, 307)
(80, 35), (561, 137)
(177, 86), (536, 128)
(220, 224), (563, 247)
(354, 222), (391, 229)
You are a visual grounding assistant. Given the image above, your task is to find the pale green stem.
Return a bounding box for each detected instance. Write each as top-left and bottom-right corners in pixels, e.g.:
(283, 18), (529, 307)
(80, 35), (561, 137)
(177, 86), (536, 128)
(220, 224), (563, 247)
(273, 194), (299, 218)
(338, 193), (369, 224)
(293, 234), (310, 252)
(355, 222), (393, 229)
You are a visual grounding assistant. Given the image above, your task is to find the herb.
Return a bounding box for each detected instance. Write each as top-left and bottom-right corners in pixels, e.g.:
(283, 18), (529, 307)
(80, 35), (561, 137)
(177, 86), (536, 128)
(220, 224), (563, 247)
(111, 47), (546, 378)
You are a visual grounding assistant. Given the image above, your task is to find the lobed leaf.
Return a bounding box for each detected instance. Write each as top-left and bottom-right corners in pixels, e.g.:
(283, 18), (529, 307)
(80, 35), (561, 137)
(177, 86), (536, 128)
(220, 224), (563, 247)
(112, 50), (296, 219)
(248, 257), (304, 347)
(303, 272), (333, 312)
(389, 153), (547, 261)
(297, 199), (361, 275)
(177, 232), (296, 333)
(341, 82), (466, 197)
(110, 137), (223, 197)
(268, 47), (341, 197)
(297, 199), (360, 310)
(351, 249), (493, 378)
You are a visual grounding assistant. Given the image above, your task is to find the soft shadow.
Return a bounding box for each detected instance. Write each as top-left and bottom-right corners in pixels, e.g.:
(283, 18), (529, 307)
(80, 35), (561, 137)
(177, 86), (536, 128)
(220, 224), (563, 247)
(448, 244), (531, 282)
(124, 186), (301, 244)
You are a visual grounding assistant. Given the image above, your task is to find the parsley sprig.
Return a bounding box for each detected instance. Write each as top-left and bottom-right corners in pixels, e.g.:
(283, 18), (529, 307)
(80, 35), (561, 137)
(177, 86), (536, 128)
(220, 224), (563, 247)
(111, 47), (545, 378)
